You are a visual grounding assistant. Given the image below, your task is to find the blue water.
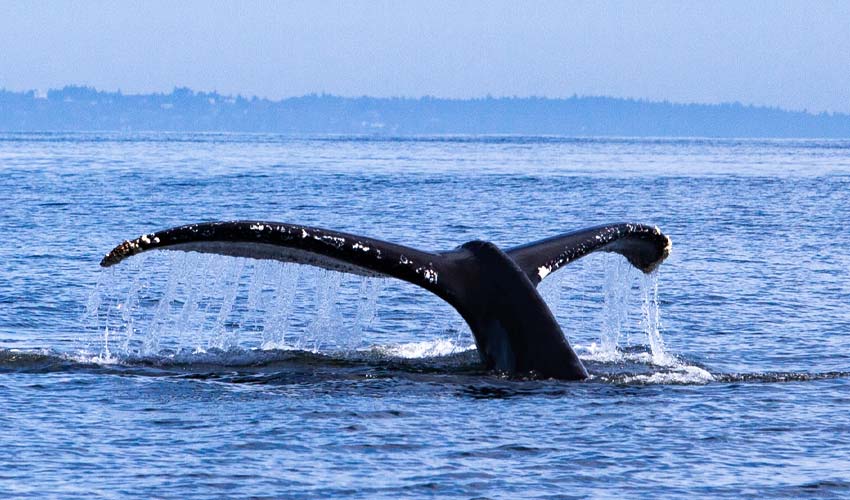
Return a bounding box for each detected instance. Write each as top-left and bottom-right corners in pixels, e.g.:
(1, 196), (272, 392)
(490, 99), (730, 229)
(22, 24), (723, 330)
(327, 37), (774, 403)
(2, 133), (850, 498)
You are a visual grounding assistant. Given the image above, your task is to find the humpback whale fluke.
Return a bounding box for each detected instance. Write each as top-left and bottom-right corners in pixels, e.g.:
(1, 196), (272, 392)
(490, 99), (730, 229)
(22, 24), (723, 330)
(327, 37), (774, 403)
(102, 221), (671, 380)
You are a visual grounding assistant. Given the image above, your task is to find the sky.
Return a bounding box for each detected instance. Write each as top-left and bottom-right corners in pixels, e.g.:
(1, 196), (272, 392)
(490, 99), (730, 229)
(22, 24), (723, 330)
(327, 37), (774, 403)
(2, 0), (849, 113)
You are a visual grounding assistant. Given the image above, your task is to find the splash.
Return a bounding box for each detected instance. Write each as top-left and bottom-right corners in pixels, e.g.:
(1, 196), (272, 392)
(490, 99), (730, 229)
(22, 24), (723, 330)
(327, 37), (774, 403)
(376, 338), (476, 359)
(621, 364), (714, 385)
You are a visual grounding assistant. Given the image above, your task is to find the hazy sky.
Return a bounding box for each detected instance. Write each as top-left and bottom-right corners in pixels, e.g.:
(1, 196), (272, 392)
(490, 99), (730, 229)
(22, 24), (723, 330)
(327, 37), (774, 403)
(2, 0), (849, 112)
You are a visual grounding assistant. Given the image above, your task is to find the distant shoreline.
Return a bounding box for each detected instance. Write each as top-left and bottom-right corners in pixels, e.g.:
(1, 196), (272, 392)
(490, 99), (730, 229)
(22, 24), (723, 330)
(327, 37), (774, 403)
(3, 86), (850, 138)
(2, 131), (848, 143)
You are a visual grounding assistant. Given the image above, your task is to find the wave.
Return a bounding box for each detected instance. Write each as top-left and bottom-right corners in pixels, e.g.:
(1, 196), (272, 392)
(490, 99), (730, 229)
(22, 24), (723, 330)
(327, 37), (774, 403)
(3, 342), (848, 386)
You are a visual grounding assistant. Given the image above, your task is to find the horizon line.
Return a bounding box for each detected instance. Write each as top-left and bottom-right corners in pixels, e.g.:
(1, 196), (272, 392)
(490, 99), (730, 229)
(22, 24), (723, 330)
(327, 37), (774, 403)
(2, 84), (844, 118)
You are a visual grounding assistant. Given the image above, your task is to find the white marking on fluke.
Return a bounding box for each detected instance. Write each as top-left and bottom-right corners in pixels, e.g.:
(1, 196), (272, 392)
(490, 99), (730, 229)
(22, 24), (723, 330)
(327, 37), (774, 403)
(313, 235), (345, 248)
(537, 265), (552, 280)
(421, 267), (438, 284)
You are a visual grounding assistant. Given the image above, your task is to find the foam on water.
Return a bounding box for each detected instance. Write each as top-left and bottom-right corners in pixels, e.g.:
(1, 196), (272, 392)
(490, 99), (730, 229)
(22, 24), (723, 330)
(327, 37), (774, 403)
(621, 364), (715, 385)
(376, 338), (476, 359)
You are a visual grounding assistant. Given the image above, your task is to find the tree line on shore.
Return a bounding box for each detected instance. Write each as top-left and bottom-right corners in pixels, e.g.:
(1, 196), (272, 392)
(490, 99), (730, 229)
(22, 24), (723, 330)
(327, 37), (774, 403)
(2, 86), (849, 137)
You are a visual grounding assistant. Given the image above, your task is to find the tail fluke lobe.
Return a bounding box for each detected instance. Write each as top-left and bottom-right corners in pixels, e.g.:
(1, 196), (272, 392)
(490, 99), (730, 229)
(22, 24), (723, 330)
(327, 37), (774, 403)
(101, 220), (447, 295)
(506, 223), (671, 285)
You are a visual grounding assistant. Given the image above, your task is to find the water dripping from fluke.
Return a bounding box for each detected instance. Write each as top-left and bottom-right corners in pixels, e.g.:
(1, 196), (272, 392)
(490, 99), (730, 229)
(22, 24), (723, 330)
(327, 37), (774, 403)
(80, 252), (465, 364)
(80, 250), (701, 382)
(545, 254), (712, 384)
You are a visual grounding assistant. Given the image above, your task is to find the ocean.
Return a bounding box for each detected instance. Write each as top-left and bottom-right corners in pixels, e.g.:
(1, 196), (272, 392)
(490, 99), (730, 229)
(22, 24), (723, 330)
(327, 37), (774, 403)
(1, 133), (849, 498)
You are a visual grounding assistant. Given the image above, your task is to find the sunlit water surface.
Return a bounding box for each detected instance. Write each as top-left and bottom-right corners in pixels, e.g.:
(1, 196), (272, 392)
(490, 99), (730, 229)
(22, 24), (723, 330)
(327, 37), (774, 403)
(1, 133), (850, 498)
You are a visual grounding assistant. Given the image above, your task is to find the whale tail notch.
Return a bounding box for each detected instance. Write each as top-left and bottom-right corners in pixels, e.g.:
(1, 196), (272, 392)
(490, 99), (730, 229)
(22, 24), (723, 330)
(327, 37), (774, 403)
(101, 221), (671, 380)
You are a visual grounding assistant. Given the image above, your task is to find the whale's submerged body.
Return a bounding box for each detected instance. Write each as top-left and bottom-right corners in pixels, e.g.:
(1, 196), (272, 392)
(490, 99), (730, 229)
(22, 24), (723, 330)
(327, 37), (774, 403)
(102, 221), (671, 380)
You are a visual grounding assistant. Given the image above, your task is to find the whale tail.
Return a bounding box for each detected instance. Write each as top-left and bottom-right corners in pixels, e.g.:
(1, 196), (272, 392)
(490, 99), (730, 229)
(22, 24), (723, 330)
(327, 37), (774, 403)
(102, 221), (670, 380)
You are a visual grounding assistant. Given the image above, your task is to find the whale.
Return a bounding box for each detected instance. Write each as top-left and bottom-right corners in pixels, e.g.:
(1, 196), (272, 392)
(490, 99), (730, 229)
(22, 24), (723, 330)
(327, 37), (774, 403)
(102, 221), (671, 380)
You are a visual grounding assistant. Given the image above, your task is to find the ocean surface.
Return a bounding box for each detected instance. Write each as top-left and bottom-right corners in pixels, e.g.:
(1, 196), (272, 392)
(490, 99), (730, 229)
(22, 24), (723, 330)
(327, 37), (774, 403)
(1, 133), (849, 499)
